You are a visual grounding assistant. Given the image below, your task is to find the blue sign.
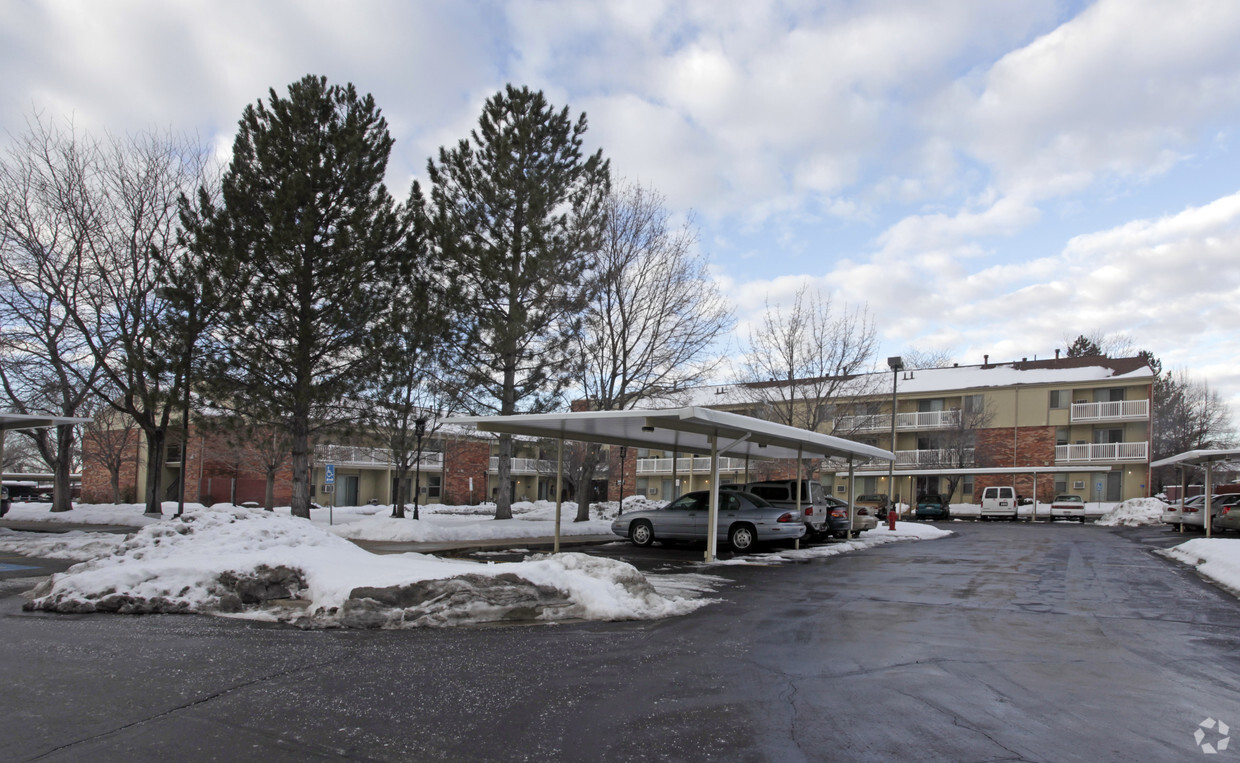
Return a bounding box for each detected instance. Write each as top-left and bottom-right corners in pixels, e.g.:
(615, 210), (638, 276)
(325, 464), (335, 484)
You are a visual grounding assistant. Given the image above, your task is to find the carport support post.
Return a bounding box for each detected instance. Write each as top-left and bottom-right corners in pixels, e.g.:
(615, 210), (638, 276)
(671, 450), (678, 501)
(554, 437), (564, 554)
(795, 446), (803, 550)
(706, 434), (719, 563)
(1205, 458), (1214, 539)
(846, 457), (855, 540)
(1179, 467), (1187, 533)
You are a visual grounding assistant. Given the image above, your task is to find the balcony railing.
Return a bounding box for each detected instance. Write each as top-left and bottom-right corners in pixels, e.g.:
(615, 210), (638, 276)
(1055, 441), (1148, 463)
(835, 409), (962, 433)
(489, 457), (555, 475)
(636, 456), (750, 474)
(315, 444), (443, 470)
(854, 448), (974, 469)
(1070, 399), (1149, 422)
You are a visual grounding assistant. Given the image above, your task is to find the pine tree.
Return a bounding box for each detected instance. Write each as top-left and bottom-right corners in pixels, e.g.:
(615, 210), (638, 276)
(192, 75), (411, 519)
(428, 85), (610, 519)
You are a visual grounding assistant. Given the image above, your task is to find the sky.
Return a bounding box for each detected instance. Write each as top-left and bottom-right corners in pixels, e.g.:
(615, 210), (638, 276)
(4, 0), (1240, 415)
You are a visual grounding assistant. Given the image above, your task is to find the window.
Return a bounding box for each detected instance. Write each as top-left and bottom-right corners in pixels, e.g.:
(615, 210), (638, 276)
(1049, 390), (1070, 409)
(836, 484), (846, 494)
(962, 475), (974, 495)
(963, 394), (985, 414)
(918, 398), (945, 413)
(1056, 428), (1070, 446)
(426, 475), (442, 499)
(166, 442), (183, 463)
(1055, 477), (1067, 494)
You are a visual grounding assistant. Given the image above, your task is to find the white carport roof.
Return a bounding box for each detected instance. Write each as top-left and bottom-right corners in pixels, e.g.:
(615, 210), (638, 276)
(0, 413), (93, 500)
(1150, 448), (1240, 469)
(1151, 448), (1240, 538)
(444, 407), (894, 562)
(445, 406), (893, 463)
(834, 466), (1113, 477)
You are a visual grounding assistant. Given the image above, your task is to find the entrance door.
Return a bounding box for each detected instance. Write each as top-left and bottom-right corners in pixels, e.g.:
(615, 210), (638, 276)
(1106, 472), (1122, 502)
(661, 479), (676, 501)
(340, 475), (359, 506)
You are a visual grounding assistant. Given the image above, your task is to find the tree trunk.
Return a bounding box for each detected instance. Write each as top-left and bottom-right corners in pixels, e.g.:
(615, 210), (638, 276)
(143, 428), (166, 515)
(495, 433), (513, 519)
(264, 471), (275, 511)
(574, 444), (600, 521)
(110, 470), (121, 503)
(290, 441), (311, 519)
(391, 468), (408, 518)
(50, 424), (75, 512)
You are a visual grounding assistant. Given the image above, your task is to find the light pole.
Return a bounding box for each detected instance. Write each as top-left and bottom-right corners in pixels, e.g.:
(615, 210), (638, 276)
(412, 416), (427, 520)
(887, 356), (904, 518)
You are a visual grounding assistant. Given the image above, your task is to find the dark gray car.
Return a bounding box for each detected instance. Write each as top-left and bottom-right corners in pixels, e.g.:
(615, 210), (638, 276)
(611, 489), (806, 552)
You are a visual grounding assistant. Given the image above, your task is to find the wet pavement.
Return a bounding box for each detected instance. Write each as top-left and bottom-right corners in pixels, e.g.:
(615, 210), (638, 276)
(1, 521), (1239, 760)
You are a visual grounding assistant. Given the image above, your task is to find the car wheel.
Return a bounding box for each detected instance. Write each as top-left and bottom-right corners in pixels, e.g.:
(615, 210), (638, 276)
(729, 524), (757, 552)
(630, 520), (654, 547)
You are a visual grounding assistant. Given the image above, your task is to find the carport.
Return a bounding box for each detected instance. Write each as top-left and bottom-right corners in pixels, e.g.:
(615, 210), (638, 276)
(1151, 447), (1240, 538)
(445, 406), (893, 562)
(834, 465), (1113, 521)
(0, 413), (93, 508)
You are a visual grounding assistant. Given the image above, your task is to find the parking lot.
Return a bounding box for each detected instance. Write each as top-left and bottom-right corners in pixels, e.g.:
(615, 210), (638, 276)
(3, 520), (1240, 760)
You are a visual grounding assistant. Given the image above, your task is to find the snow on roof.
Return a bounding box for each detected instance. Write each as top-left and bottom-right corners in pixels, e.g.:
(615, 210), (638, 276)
(674, 356), (1154, 406)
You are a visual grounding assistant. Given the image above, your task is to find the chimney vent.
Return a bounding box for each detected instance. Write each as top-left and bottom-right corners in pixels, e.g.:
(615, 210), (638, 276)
(984, 354), (989, 365)
(1055, 348), (1061, 359)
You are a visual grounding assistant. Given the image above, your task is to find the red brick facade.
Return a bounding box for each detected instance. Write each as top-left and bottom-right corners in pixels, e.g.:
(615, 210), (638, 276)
(974, 425), (1057, 502)
(443, 438), (490, 505)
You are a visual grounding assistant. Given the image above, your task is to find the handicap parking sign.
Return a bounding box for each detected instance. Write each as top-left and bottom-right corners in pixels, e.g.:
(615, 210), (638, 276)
(325, 464), (335, 484)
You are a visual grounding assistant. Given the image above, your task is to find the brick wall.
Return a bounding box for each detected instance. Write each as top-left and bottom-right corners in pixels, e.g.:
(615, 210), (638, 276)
(443, 438), (490, 505)
(974, 425), (1057, 502)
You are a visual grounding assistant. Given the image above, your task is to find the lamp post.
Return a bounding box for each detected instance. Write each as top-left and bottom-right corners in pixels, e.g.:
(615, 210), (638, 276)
(412, 416), (427, 520)
(617, 446), (628, 515)
(887, 356), (904, 519)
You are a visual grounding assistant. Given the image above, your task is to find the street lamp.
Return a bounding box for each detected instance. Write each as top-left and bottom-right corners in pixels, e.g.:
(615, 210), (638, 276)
(412, 416), (427, 520)
(887, 356), (904, 518)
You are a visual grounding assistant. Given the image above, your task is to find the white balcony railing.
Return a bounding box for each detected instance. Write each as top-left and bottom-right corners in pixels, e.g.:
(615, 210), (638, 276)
(315, 444), (444, 470)
(852, 448), (974, 470)
(1056, 441), (1148, 463)
(1070, 399), (1149, 422)
(489, 457), (555, 475)
(835, 409), (962, 433)
(636, 456), (750, 475)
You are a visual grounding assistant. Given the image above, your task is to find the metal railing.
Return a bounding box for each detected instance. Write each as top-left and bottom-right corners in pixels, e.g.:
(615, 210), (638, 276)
(1055, 441), (1148, 463)
(1070, 399), (1149, 422)
(635, 456), (750, 474)
(488, 457), (555, 474)
(315, 444), (444, 469)
(835, 409), (962, 432)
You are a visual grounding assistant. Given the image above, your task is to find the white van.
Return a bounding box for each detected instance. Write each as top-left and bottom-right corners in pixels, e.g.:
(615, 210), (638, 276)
(980, 486), (1018, 520)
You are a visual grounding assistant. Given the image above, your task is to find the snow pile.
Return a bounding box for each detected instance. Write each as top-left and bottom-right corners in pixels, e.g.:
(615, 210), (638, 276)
(1095, 497), (1168, 527)
(2, 501), (165, 527)
(23, 507), (714, 627)
(0, 528), (126, 561)
(709, 521), (953, 566)
(1162, 538), (1240, 595)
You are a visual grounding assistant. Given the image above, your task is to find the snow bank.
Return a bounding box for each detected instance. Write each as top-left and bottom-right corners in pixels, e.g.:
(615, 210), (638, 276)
(1162, 538), (1240, 595)
(23, 507), (714, 628)
(0, 528), (127, 561)
(1095, 497), (1168, 527)
(709, 521), (952, 565)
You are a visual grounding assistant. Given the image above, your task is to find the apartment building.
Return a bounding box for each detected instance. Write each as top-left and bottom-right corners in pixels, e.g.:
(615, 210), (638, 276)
(629, 355), (1155, 505)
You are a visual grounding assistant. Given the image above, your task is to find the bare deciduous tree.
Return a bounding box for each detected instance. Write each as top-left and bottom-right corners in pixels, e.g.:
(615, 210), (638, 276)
(571, 181), (733, 519)
(738, 285), (878, 434)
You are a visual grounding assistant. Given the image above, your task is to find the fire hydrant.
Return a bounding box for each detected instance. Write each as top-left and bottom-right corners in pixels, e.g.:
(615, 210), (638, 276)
(888, 506), (897, 531)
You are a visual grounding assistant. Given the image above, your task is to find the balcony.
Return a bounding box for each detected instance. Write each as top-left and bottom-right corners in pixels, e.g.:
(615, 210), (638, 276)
(636, 456), (751, 474)
(316, 444), (443, 470)
(835, 409), (962, 433)
(1070, 399), (1149, 422)
(489, 457), (555, 475)
(854, 448), (974, 470)
(1055, 441), (1148, 463)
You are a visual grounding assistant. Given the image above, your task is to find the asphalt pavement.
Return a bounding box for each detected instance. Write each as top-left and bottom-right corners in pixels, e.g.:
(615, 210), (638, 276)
(2, 521), (1239, 761)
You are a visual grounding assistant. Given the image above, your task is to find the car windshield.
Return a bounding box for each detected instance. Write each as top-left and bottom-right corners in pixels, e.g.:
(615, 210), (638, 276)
(857, 494), (883, 502)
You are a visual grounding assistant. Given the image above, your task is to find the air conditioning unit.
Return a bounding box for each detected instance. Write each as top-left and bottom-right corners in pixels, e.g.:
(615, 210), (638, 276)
(647, 487), (658, 496)
(1073, 480), (1085, 490)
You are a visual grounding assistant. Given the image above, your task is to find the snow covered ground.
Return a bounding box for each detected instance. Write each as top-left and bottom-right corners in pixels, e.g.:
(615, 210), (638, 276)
(5, 498), (951, 629)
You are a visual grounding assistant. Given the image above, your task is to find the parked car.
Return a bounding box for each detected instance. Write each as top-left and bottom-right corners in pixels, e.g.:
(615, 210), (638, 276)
(611, 489), (805, 552)
(914, 494), (951, 520)
(1049, 494), (1086, 523)
(855, 494), (893, 520)
(830, 495), (878, 533)
(980, 486), (1019, 520)
(1210, 495), (1240, 533)
(1163, 495), (1204, 530)
(730, 480), (847, 540)
(1180, 494), (1237, 531)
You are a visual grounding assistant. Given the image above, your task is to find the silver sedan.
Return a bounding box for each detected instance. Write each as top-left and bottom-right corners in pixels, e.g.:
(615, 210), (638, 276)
(611, 489), (806, 552)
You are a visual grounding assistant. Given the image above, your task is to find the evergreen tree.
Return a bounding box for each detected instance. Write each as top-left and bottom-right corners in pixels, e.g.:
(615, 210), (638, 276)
(191, 75), (412, 519)
(1066, 334), (1103, 357)
(428, 85), (610, 519)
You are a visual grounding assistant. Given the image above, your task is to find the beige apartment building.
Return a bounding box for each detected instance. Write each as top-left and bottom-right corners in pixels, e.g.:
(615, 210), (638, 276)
(631, 354), (1155, 505)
